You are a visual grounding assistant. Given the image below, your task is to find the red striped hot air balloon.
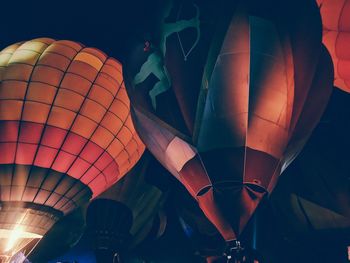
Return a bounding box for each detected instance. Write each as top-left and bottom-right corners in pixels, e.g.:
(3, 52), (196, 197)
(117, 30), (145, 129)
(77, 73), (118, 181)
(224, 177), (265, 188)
(0, 38), (144, 260)
(317, 0), (350, 92)
(124, 0), (333, 259)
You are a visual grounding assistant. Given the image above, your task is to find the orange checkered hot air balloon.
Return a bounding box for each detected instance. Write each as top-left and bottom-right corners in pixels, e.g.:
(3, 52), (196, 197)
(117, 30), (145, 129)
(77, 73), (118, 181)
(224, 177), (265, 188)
(0, 38), (144, 260)
(318, 0), (350, 92)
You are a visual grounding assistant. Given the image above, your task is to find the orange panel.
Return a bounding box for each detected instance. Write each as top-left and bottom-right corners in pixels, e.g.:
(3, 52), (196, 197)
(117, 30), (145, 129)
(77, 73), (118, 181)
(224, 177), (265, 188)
(45, 43), (78, 58)
(82, 47), (107, 62)
(117, 126), (133, 146)
(71, 114), (97, 138)
(100, 112), (123, 134)
(80, 99), (106, 123)
(107, 139), (124, 158)
(55, 40), (82, 51)
(22, 101), (50, 123)
(47, 106), (76, 130)
(0, 80), (27, 100)
(68, 61), (98, 82)
(27, 82), (57, 104)
(38, 52), (71, 71)
(54, 89), (84, 112)
(109, 99), (129, 121)
(95, 74), (119, 96)
(116, 88), (130, 107)
(114, 150), (129, 166)
(125, 139), (138, 156)
(32, 65), (64, 87)
(60, 73), (91, 96)
(0, 100), (23, 120)
(91, 126), (114, 149)
(2, 63), (33, 81)
(88, 84), (114, 107)
(102, 64), (123, 86)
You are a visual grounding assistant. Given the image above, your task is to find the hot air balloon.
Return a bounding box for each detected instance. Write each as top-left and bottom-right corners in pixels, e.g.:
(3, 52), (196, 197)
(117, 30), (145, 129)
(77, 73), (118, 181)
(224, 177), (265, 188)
(317, 0), (350, 93)
(123, 0), (333, 259)
(85, 151), (164, 263)
(0, 38), (144, 260)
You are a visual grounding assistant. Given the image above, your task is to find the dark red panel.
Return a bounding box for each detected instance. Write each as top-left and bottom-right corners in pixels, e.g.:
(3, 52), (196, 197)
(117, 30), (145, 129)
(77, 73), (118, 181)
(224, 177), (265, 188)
(0, 142), (16, 163)
(94, 151), (114, 171)
(41, 126), (68, 149)
(68, 157), (91, 179)
(81, 166), (100, 184)
(16, 143), (38, 165)
(52, 151), (76, 173)
(34, 146), (58, 168)
(19, 122), (44, 144)
(80, 141), (104, 164)
(61, 132), (87, 155)
(0, 121), (19, 142)
(102, 161), (119, 183)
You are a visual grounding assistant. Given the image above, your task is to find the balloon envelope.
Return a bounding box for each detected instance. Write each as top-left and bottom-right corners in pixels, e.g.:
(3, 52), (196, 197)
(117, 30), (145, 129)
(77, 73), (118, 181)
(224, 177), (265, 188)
(124, 0), (333, 243)
(0, 38), (144, 259)
(318, 0), (350, 93)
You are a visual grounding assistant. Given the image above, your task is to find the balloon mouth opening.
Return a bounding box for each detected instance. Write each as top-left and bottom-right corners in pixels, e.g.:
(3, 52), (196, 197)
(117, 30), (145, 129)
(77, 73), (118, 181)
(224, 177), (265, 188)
(197, 186), (212, 197)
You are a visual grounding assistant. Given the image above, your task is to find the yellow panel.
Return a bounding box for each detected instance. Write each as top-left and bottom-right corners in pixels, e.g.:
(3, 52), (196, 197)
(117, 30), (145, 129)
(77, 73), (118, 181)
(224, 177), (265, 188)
(109, 99), (129, 121)
(80, 99), (106, 123)
(2, 64), (33, 81)
(60, 73), (91, 96)
(71, 114), (97, 138)
(9, 50), (41, 65)
(1, 43), (22, 54)
(100, 112), (123, 134)
(74, 52), (103, 71)
(27, 82), (57, 104)
(55, 89), (84, 112)
(91, 126), (114, 149)
(47, 106), (76, 130)
(107, 139), (125, 158)
(88, 84), (113, 108)
(18, 40), (51, 53)
(31, 65), (64, 87)
(22, 101), (50, 123)
(0, 100), (22, 120)
(117, 126), (133, 146)
(0, 80), (27, 100)
(0, 53), (13, 67)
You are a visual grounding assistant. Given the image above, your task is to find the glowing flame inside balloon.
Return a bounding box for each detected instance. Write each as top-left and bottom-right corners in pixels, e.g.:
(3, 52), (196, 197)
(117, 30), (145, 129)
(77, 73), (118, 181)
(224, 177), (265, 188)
(0, 228), (42, 260)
